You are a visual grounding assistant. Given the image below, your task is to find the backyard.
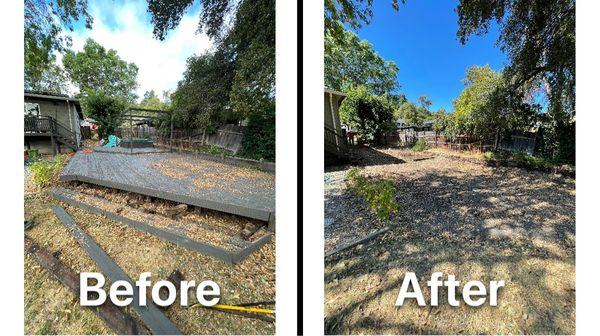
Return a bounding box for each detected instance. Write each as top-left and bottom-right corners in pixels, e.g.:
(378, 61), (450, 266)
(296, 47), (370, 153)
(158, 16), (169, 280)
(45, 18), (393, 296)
(324, 147), (575, 334)
(24, 150), (275, 334)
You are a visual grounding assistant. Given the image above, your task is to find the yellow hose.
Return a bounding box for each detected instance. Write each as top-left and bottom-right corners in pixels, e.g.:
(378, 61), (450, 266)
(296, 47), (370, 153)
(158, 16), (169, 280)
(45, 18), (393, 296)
(190, 303), (274, 315)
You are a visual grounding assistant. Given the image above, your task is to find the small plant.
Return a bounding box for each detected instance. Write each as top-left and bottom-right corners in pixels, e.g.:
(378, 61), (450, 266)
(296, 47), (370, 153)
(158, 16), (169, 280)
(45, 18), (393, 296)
(484, 150), (555, 171)
(412, 138), (429, 152)
(197, 145), (233, 157)
(346, 167), (399, 220)
(29, 154), (67, 188)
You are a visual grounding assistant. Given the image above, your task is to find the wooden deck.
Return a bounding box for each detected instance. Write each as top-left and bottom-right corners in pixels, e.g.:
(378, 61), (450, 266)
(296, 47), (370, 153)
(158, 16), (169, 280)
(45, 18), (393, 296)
(60, 151), (275, 222)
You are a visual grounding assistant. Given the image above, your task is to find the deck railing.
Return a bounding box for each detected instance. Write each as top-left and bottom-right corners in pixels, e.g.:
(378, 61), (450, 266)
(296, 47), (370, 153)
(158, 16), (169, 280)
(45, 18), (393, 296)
(325, 125), (348, 157)
(24, 115), (78, 148)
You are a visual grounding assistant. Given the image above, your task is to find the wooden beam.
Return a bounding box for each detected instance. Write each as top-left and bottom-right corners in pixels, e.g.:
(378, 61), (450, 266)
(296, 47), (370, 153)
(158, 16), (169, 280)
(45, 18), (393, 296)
(51, 206), (182, 335)
(24, 236), (141, 335)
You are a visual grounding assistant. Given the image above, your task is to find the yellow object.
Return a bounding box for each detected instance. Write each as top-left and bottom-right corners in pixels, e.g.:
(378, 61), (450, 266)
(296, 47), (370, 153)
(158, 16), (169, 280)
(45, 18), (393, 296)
(190, 303), (274, 315)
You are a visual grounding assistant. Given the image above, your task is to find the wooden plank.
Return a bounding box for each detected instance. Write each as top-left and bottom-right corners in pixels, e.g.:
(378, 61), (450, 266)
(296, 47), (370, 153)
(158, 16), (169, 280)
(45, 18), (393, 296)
(51, 206), (182, 335)
(49, 188), (236, 264)
(25, 236), (142, 335)
(324, 227), (390, 259)
(232, 234), (272, 264)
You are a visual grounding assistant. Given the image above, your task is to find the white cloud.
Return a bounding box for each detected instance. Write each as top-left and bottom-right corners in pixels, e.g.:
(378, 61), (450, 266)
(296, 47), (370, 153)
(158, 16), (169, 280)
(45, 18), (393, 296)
(64, 0), (213, 100)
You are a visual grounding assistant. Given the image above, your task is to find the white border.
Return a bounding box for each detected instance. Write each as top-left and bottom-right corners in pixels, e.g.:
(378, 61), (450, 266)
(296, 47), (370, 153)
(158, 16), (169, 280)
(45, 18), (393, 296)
(302, 0), (325, 334)
(275, 0), (298, 334)
(0, 0), (24, 333)
(575, 1), (600, 334)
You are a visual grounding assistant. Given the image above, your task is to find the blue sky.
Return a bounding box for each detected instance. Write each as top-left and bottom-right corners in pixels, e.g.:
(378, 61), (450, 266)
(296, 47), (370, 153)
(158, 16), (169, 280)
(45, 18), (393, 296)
(62, 0), (212, 100)
(351, 0), (507, 112)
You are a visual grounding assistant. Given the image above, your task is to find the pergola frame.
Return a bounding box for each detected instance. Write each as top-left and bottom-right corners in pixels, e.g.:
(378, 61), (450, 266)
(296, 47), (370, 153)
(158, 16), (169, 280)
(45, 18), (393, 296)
(120, 107), (174, 153)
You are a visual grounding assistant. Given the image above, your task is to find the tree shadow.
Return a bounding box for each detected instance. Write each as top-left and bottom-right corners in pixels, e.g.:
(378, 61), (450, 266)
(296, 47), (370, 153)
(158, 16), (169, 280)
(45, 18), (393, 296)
(324, 166), (575, 334)
(326, 146), (406, 172)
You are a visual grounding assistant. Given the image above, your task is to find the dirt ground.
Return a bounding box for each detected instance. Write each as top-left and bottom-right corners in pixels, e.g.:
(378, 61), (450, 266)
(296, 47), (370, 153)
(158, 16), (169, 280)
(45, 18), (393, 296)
(324, 147), (575, 335)
(24, 164), (275, 334)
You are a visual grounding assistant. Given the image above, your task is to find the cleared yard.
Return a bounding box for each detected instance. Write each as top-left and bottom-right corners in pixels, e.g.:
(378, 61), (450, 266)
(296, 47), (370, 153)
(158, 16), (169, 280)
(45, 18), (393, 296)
(324, 147), (575, 335)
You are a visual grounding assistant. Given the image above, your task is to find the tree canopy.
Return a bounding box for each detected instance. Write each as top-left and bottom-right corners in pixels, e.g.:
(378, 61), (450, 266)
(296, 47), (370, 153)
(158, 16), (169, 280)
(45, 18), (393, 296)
(138, 90), (170, 111)
(62, 38), (139, 101)
(324, 0), (403, 41)
(149, 0), (275, 160)
(25, 0), (92, 93)
(325, 22), (399, 95)
(456, 0), (575, 119)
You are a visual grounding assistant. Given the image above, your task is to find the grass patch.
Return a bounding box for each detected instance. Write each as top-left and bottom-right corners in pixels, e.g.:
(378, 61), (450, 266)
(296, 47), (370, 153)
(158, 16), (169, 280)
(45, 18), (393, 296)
(411, 138), (429, 152)
(346, 167), (399, 220)
(195, 144), (234, 157)
(28, 154), (68, 188)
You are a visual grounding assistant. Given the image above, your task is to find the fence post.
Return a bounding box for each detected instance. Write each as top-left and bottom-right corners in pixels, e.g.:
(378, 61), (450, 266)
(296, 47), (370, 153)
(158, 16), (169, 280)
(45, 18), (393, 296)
(169, 112), (174, 153)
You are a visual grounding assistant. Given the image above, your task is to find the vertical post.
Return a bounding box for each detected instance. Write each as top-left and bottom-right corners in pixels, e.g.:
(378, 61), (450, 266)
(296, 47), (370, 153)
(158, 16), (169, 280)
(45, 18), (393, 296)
(170, 112), (174, 153)
(51, 134), (57, 156)
(129, 110), (133, 155)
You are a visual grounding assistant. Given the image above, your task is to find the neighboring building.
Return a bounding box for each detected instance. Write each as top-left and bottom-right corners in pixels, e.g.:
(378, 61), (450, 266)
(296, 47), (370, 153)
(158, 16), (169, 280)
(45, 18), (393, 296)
(324, 88), (348, 164)
(24, 91), (83, 154)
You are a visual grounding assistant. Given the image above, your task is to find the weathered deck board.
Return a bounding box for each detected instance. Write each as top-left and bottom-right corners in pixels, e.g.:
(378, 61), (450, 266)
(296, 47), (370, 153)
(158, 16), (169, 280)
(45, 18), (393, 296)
(52, 206), (182, 335)
(60, 151), (275, 221)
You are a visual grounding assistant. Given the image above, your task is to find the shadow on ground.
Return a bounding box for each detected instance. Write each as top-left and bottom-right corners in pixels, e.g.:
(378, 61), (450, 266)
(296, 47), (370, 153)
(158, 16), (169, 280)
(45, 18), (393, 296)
(326, 146), (406, 173)
(324, 156), (575, 335)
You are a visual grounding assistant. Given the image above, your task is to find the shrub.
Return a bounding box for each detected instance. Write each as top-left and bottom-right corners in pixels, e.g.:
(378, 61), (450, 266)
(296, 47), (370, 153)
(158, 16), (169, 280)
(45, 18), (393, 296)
(29, 154), (67, 188)
(199, 145), (232, 157)
(483, 150), (555, 171)
(412, 138), (429, 152)
(346, 167), (399, 220)
(339, 85), (396, 145)
(239, 109), (275, 161)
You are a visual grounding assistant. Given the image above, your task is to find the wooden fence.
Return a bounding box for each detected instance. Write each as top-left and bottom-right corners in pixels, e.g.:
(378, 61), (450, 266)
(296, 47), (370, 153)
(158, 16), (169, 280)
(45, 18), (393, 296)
(396, 129), (535, 154)
(156, 124), (245, 153)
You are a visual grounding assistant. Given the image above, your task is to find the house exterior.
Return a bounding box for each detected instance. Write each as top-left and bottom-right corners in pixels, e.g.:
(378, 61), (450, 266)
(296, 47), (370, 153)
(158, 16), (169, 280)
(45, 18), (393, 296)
(24, 91), (84, 154)
(324, 88), (348, 164)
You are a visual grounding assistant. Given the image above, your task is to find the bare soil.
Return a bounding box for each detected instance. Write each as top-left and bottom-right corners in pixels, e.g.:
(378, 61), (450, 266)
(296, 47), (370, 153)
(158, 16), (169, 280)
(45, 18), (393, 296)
(324, 147), (575, 335)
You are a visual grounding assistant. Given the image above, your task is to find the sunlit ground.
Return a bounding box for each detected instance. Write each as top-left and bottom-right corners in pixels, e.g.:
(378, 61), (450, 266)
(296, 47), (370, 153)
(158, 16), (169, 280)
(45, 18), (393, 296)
(325, 147), (574, 334)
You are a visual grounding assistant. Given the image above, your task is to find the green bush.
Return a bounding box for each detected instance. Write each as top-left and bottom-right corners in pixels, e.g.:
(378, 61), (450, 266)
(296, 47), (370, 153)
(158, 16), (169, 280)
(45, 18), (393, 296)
(239, 109), (275, 161)
(198, 145), (233, 157)
(411, 138), (429, 152)
(346, 167), (399, 220)
(483, 150), (555, 171)
(83, 91), (128, 140)
(29, 154), (67, 188)
(339, 85), (396, 145)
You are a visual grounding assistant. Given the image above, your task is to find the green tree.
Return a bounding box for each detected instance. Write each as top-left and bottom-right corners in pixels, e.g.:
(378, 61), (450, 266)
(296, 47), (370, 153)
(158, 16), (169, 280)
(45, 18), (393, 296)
(151, 0), (275, 160)
(324, 0), (404, 41)
(339, 86), (396, 145)
(171, 50), (235, 131)
(62, 39), (139, 101)
(227, 0), (275, 120)
(396, 98), (432, 126)
(26, 63), (70, 94)
(451, 65), (538, 142)
(83, 91), (127, 140)
(25, 0), (92, 92)
(456, 0), (575, 159)
(325, 22), (399, 95)
(138, 90), (169, 110)
(452, 65), (504, 139)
